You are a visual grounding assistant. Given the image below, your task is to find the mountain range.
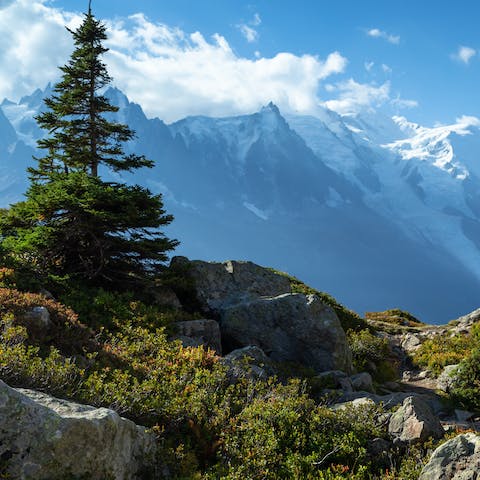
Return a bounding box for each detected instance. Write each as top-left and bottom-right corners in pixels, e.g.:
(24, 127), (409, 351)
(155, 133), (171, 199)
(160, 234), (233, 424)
(1, 85), (480, 324)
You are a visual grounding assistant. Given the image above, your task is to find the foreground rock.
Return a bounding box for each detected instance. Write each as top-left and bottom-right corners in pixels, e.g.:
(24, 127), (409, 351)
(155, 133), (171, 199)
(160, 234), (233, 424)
(388, 396), (444, 444)
(419, 433), (480, 479)
(221, 293), (352, 373)
(0, 380), (156, 480)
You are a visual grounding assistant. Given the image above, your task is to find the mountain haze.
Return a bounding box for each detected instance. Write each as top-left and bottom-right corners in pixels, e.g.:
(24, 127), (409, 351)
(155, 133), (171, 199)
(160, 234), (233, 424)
(1, 86), (480, 323)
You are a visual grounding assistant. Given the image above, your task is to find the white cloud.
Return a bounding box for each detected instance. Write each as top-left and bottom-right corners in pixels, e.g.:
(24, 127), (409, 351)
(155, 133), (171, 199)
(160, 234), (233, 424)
(324, 80), (418, 114)
(391, 95), (418, 109)
(456, 115), (480, 127)
(451, 45), (476, 65)
(366, 28), (400, 45)
(0, 1), (414, 123)
(237, 12), (262, 43)
(0, 2), (348, 122)
(105, 14), (347, 121)
(324, 79), (391, 114)
(0, 0), (82, 102)
(381, 63), (392, 73)
(238, 24), (258, 43)
(252, 13), (262, 27)
(364, 61), (374, 72)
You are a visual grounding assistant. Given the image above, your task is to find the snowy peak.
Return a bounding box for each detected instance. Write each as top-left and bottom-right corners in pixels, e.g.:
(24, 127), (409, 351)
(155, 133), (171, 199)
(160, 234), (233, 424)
(387, 115), (480, 180)
(169, 102), (293, 162)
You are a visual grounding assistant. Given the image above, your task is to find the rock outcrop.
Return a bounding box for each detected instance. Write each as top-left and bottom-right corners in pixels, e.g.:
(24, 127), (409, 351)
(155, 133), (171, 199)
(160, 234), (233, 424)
(171, 257), (292, 312)
(172, 258), (352, 374)
(419, 433), (480, 479)
(0, 380), (156, 480)
(221, 293), (351, 373)
(388, 396), (444, 444)
(222, 345), (275, 380)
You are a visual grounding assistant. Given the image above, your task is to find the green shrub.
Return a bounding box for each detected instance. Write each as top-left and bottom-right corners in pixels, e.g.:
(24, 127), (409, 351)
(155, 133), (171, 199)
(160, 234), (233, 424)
(0, 287), (92, 355)
(412, 332), (475, 376)
(347, 329), (397, 382)
(208, 379), (385, 479)
(448, 348), (480, 411)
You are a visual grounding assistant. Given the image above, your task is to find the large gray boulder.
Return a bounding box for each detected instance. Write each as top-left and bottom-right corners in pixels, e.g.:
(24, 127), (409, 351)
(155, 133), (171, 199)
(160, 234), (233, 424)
(171, 257), (291, 311)
(351, 372), (374, 393)
(419, 433), (480, 479)
(221, 292), (351, 373)
(388, 396), (444, 444)
(0, 380), (157, 480)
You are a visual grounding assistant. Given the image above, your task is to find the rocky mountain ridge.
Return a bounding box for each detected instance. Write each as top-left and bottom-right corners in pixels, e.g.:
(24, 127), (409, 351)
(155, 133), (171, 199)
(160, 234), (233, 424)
(1, 87), (480, 323)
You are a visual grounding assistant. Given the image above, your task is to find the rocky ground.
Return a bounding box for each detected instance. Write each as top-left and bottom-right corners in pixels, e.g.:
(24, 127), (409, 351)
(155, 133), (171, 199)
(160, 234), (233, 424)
(1, 257), (479, 478)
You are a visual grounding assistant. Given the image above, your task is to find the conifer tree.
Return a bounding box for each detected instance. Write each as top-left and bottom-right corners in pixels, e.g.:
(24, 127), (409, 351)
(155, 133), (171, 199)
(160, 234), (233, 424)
(0, 5), (178, 289)
(31, 4), (151, 179)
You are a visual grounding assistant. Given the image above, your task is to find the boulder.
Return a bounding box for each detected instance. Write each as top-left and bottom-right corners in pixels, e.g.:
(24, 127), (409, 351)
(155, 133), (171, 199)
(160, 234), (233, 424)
(351, 372), (374, 392)
(315, 370), (353, 392)
(21, 306), (52, 329)
(171, 257), (291, 312)
(222, 345), (275, 380)
(220, 293), (352, 373)
(174, 319), (222, 354)
(337, 391), (445, 415)
(401, 333), (422, 352)
(388, 396), (444, 444)
(332, 397), (377, 411)
(419, 433), (480, 479)
(437, 364), (460, 393)
(0, 380), (156, 480)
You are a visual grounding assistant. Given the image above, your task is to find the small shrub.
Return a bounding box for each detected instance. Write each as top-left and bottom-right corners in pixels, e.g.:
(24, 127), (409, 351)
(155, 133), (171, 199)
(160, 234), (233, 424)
(0, 287), (92, 355)
(209, 380), (385, 479)
(448, 348), (480, 411)
(348, 329), (397, 382)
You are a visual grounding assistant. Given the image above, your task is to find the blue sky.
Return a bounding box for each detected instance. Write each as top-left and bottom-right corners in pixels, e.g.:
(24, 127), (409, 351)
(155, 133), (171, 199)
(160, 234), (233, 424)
(1, 0), (480, 125)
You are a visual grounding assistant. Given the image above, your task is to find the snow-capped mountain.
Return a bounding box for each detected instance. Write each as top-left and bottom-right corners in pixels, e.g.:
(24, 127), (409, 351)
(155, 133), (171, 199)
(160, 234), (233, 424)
(1, 86), (480, 324)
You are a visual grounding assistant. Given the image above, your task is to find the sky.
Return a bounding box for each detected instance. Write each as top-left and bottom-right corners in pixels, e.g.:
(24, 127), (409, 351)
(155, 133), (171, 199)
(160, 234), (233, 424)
(1, 0), (480, 125)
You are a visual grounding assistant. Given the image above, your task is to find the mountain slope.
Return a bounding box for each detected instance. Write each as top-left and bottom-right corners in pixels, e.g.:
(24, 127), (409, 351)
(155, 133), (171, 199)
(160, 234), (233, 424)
(1, 86), (479, 323)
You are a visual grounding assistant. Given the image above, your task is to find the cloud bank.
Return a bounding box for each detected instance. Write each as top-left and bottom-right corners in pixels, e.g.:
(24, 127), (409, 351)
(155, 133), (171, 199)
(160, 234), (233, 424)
(0, 1), (414, 122)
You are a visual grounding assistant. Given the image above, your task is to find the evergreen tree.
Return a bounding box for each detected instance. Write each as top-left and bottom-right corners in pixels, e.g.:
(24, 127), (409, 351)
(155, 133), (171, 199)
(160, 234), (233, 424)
(0, 6), (178, 289)
(31, 5), (151, 179)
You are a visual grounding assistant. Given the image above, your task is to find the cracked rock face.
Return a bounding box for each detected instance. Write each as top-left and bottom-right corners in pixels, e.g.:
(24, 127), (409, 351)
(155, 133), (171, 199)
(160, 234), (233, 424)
(388, 396), (444, 444)
(0, 380), (156, 480)
(419, 433), (480, 480)
(220, 292), (352, 373)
